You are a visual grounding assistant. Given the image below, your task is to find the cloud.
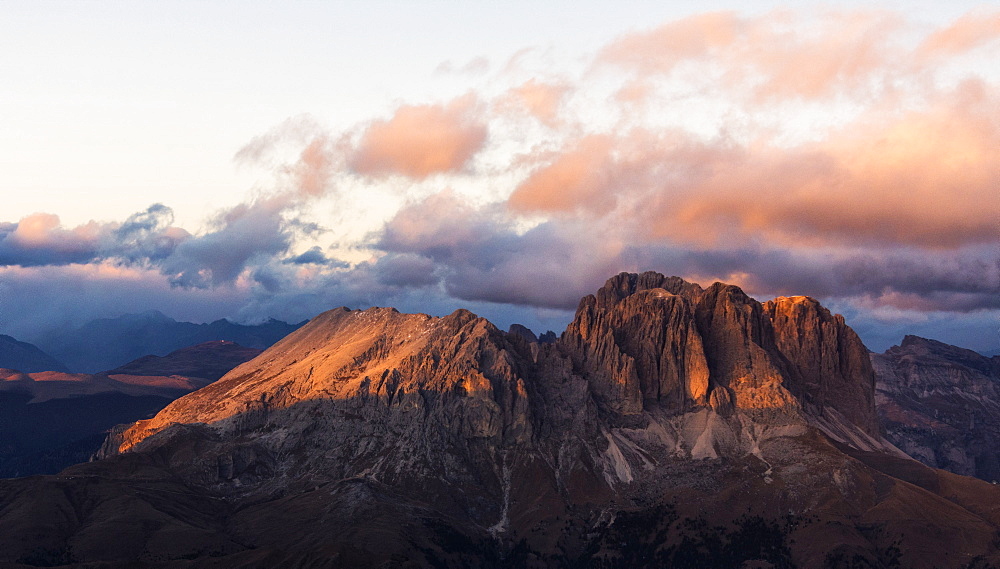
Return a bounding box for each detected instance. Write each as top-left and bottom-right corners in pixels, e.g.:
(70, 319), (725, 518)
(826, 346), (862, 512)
(508, 134), (617, 214)
(497, 79), (570, 126)
(111, 204), (190, 263)
(0, 262), (250, 341)
(596, 9), (903, 102)
(285, 246), (337, 266)
(3, 8), (999, 356)
(917, 11), (1000, 58)
(0, 213), (102, 266)
(348, 94), (488, 179)
(0, 205), (190, 268)
(161, 198), (293, 288)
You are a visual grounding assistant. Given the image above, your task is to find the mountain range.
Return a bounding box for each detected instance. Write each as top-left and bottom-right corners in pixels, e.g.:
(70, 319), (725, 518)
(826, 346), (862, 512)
(30, 310), (305, 373)
(0, 334), (69, 373)
(0, 341), (264, 478)
(1, 272), (999, 568)
(874, 335), (1000, 482)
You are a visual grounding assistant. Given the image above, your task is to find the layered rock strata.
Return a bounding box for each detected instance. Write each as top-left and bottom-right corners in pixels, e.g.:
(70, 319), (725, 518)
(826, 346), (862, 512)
(874, 335), (1000, 481)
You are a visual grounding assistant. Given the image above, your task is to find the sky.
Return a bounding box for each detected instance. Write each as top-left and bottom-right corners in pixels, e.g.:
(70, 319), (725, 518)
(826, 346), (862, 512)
(1, 1), (998, 354)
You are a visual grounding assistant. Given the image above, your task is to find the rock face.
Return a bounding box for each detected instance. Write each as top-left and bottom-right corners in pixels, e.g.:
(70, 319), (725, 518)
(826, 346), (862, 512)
(3, 273), (1000, 569)
(873, 335), (1000, 481)
(765, 296), (879, 438)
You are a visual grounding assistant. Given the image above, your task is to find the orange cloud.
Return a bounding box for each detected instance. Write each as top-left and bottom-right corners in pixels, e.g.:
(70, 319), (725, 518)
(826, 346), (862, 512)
(350, 95), (487, 179)
(599, 11), (741, 75)
(498, 79), (571, 126)
(598, 9), (902, 102)
(918, 11), (1000, 57)
(508, 135), (616, 213)
(659, 85), (1000, 248)
(292, 136), (334, 197)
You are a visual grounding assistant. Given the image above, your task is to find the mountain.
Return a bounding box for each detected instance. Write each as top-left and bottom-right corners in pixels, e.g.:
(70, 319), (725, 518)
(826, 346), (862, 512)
(2, 272), (1000, 568)
(106, 340), (263, 381)
(873, 335), (1000, 482)
(0, 334), (68, 372)
(0, 341), (262, 478)
(33, 311), (304, 372)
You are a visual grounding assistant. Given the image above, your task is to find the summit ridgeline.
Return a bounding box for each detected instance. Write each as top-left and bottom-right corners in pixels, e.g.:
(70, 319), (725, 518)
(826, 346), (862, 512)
(4, 272), (1000, 569)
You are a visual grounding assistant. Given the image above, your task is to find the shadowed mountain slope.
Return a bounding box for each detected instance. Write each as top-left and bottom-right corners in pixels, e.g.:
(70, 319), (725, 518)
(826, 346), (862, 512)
(33, 311), (303, 372)
(0, 341), (263, 478)
(0, 334), (67, 373)
(873, 335), (1000, 482)
(2, 272), (999, 568)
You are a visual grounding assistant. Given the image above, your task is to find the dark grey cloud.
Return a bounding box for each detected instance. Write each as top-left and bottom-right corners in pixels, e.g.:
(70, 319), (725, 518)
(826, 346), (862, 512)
(111, 203), (186, 262)
(284, 246), (346, 267)
(368, 191), (1000, 321)
(160, 199), (293, 288)
(0, 214), (102, 267)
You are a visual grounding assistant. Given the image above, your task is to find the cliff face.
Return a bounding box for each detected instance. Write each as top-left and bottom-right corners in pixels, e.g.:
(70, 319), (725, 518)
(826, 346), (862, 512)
(561, 273), (879, 440)
(873, 335), (1000, 481)
(7, 273), (1000, 569)
(765, 296), (879, 437)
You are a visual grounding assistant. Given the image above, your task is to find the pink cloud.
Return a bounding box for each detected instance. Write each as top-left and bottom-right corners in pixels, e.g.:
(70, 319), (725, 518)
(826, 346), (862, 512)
(349, 95), (487, 179)
(598, 9), (902, 102)
(497, 79), (571, 126)
(598, 11), (741, 75)
(290, 136), (335, 198)
(918, 11), (1000, 57)
(658, 85), (1000, 248)
(508, 135), (616, 214)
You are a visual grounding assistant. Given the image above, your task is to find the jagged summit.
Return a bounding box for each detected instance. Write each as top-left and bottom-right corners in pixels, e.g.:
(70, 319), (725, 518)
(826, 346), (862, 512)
(105, 273), (882, 461)
(8, 273), (1000, 568)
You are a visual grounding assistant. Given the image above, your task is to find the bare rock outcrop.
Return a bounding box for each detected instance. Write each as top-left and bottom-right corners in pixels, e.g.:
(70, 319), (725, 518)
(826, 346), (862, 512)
(765, 296), (879, 437)
(562, 275), (709, 415)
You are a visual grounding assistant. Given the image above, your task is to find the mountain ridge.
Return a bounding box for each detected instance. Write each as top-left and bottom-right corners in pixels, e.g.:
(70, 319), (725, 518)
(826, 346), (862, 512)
(32, 312), (305, 372)
(0, 334), (68, 373)
(873, 334), (1000, 482)
(3, 272), (999, 568)
(0, 341), (265, 478)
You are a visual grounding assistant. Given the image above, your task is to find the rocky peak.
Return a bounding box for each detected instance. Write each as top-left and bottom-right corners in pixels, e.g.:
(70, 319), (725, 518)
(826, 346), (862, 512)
(592, 271), (703, 310)
(562, 283), (709, 415)
(891, 335), (997, 376)
(102, 272), (886, 494)
(765, 295), (878, 437)
(562, 274), (880, 440)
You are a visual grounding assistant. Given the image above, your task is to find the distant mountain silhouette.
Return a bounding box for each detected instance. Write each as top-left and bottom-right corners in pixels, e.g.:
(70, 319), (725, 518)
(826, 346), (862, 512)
(0, 334), (67, 372)
(106, 340), (262, 381)
(33, 311), (304, 372)
(0, 341), (263, 478)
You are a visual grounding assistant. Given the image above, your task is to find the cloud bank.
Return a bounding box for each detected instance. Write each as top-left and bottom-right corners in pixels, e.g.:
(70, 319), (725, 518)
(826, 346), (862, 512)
(2, 8), (998, 353)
